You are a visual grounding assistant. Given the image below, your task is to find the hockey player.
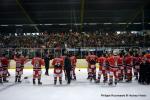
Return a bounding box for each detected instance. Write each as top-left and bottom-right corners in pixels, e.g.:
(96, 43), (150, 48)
(1, 53), (9, 82)
(70, 54), (77, 80)
(14, 53), (27, 83)
(31, 52), (45, 85)
(144, 53), (150, 84)
(0, 58), (2, 83)
(144, 52), (150, 63)
(60, 55), (66, 80)
(52, 55), (64, 85)
(86, 52), (91, 79)
(133, 54), (142, 80)
(86, 52), (98, 82)
(97, 54), (108, 83)
(107, 52), (119, 85)
(117, 53), (124, 81)
(124, 53), (134, 82)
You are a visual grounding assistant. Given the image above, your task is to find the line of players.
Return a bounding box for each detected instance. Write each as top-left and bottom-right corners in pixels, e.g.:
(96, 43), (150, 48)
(86, 51), (150, 85)
(0, 51), (150, 85)
(0, 52), (77, 85)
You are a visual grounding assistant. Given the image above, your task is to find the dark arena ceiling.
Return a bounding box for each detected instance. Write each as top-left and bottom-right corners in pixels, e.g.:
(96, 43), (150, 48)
(0, 0), (150, 33)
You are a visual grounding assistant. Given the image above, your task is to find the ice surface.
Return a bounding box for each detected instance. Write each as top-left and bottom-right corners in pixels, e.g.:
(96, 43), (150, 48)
(0, 69), (150, 100)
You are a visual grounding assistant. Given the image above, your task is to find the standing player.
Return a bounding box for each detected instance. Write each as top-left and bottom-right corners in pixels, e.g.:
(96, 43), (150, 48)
(60, 55), (66, 79)
(31, 52), (45, 85)
(14, 53), (27, 83)
(117, 53), (124, 81)
(86, 52), (91, 79)
(144, 52), (150, 84)
(124, 53), (134, 82)
(107, 51), (119, 85)
(133, 54), (141, 80)
(97, 53), (108, 83)
(52, 55), (64, 85)
(1, 53), (9, 82)
(70, 54), (77, 80)
(0, 57), (2, 83)
(86, 52), (98, 82)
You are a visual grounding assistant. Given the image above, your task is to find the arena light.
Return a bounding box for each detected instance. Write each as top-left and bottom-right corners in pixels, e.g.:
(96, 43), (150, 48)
(133, 23), (141, 25)
(88, 23), (97, 25)
(74, 23), (81, 25)
(44, 24), (53, 25)
(59, 24), (67, 25)
(117, 23), (127, 25)
(15, 25), (23, 26)
(15, 33), (17, 36)
(103, 23), (112, 25)
(30, 24), (37, 26)
(1, 25), (9, 26)
(131, 31), (138, 34)
(83, 23), (87, 25)
(36, 33), (40, 35)
(116, 31), (121, 34)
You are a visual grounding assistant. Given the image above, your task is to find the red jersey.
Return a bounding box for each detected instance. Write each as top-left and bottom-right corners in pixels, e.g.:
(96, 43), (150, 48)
(125, 56), (133, 66)
(145, 54), (150, 63)
(133, 56), (142, 65)
(52, 58), (63, 74)
(97, 57), (107, 66)
(1, 57), (9, 66)
(70, 56), (77, 66)
(0, 58), (2, 68)
(31, 57), (45, 69)
(52, 58), (63, 67)
(86, 55), (98, 65)
(14, 57), (26, 67)
(117, 56), (124, 66)
(107, 56), (120, 67)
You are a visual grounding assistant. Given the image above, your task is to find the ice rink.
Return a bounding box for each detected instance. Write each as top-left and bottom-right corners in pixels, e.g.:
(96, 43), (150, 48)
(0, 69), (150, 100)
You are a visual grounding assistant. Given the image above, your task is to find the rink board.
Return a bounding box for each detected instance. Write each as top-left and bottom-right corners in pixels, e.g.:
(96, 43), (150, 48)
(9, 59), (99, 69)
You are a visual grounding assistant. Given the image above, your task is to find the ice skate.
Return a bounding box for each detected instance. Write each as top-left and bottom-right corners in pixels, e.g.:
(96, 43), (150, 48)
(59, 80), (62, 85)
(109, 79), (113, 85)
(33, 79), (36, 85)
(95, 79), (100, 83)
(38, 81), (42, 85)
(54, 80), (57, 85)
(0, 79), (3, 84)
(3, 78), (9, 83)
(114, 79), (118, 85)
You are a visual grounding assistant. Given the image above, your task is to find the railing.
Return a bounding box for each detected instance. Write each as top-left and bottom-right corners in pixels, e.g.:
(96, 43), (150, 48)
(0, 47), (149, 59)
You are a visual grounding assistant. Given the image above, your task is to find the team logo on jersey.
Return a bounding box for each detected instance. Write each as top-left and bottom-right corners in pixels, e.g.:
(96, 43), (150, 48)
(55, 69), (61, 73)
(34, 60), (40, 68)
(55, 62), (61, 66)
(16, 62), (21, 68)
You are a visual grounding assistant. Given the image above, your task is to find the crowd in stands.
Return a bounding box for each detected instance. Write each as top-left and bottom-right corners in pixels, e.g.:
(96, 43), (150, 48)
(0, 32), (149, 48)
